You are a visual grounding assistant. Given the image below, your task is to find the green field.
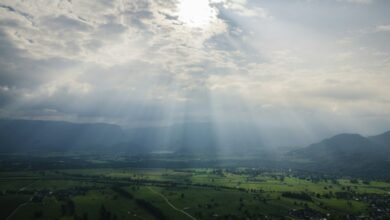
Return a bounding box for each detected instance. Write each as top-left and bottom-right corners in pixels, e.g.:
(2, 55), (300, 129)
(1, 168), (389, 220)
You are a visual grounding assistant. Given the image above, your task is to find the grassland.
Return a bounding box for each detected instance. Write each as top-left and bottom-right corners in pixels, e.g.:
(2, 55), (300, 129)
(0, 167), (389, 220)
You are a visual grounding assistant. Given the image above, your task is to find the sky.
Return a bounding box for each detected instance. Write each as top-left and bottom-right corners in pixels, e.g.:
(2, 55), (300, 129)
(0, 0), (390, 146)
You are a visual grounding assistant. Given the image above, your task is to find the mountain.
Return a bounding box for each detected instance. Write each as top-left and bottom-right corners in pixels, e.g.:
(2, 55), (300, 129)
(0, 119), (126, 153)
(121, 122), (266, 155)
(289, 131), (390, 177)
(291, 133), (388, 161)
(0, 120), (266, 155)
(369, 130), (390, 150)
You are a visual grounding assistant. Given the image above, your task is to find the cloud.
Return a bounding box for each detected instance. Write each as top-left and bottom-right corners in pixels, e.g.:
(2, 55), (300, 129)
(41, 15), (91, 32)
(376, 24), (390, 32)
(0, 0), (390, 141)
(212, 0), (270, 18)
(342, 0), (374, 4)
(0, 3), (32, 21)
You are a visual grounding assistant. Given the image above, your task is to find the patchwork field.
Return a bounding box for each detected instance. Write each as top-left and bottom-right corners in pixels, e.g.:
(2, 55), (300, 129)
(1, 168), (389, 219)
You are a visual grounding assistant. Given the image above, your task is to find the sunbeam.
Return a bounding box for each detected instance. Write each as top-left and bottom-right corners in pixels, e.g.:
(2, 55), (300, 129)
(1, 0), (390, 218)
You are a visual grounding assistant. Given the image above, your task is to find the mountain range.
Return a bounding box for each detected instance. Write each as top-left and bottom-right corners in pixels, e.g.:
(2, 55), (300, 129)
(0, 119), (389, 177)
(0, 119), (266, 154)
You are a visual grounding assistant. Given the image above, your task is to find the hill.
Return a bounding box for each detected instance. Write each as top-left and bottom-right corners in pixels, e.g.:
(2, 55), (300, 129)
(290, 131), (390, 177)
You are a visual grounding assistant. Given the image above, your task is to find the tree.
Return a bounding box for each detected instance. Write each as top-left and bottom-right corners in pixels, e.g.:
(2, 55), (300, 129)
(83, 212), (88, 220)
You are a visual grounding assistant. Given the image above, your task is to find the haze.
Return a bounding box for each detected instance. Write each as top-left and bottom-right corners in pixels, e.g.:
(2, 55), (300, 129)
(1, 0), (390, 147)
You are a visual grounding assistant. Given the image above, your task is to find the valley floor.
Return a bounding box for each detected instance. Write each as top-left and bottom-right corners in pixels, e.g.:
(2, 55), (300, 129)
(0, 168), (389, 220)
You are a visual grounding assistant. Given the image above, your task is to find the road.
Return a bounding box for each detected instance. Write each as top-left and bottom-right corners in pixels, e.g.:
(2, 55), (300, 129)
(6, 181), (36, 220)
(147, 187), (196, 220)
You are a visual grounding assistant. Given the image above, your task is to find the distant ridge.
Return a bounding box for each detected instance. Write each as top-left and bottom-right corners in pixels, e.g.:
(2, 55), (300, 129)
(369, 130), (390, 148)
(0, 119), (126, 152)
(0, 119), (265, 154)
(289, 131), (390, 177)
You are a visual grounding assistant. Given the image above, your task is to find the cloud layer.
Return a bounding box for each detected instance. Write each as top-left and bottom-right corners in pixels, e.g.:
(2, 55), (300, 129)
(0, 0), (390, 146)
